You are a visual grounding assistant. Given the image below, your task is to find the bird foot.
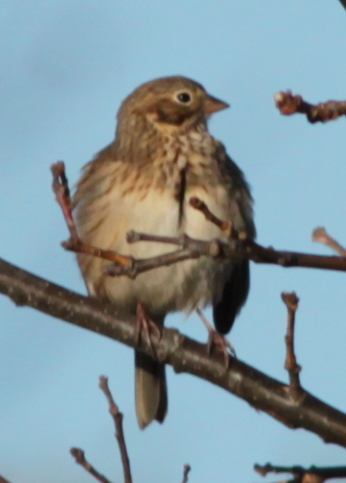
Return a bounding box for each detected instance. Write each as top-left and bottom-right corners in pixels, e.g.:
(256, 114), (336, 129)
(196, 308), (235, 369)
(136, 304), (162, 356)
(207, 330), (235, 370)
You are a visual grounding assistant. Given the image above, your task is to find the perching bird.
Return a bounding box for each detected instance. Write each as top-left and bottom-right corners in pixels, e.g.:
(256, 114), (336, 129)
(73, 76), (255, 429)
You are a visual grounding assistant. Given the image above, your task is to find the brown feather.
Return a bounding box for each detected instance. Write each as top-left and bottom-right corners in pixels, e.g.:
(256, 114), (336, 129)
(72, 76), (255, 429)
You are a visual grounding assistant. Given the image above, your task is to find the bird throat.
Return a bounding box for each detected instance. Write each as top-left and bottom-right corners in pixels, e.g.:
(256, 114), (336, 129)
(161, 125), (217, 228)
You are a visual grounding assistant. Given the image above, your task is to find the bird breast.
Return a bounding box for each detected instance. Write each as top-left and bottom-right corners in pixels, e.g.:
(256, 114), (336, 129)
(76, 131), (234, 317)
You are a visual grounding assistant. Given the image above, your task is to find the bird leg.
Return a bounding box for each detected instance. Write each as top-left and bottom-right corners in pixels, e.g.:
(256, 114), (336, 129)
(196, 308), (235, 369)
(135, 304), (162, 356)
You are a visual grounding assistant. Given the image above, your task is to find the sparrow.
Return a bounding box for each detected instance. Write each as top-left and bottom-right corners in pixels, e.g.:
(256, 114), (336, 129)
(73, 75), (255, 429)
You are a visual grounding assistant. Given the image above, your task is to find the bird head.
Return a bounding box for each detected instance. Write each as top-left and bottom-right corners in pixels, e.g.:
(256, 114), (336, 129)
(116, 76), (229, 136)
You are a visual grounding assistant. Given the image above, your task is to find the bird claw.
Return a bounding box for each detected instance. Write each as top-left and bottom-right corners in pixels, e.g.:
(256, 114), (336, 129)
(196, 308), (235, 370)
(136, 304), (161, 356)
(206, 330), (235, 370)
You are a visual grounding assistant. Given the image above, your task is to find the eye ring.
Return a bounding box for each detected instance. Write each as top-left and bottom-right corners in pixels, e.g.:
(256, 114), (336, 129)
(175, 91), (192, 104)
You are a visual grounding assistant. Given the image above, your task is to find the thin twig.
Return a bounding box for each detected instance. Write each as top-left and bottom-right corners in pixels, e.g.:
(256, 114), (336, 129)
(51, 162), (79, 242)
(125, 230), (346, 275)
(181, 465), (191, 483)
(281, 293), (301, 396)
(189, 197), (237, 237)
(312, 227), (346, 257)
(105, 247), (199, 279)
(70, 448), (113, 483)
(189, 196), (249, 241)
(51, 162), (132, 269)
(274, 91), (346, 124)
(63, 237), (133, 268)
(52, 162), (346, 276)
(99, 376), (132, 483)
(255, 463), (346, 482)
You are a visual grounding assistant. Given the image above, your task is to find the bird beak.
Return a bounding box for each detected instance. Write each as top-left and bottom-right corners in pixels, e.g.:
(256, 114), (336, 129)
(203, 94), (230, 115)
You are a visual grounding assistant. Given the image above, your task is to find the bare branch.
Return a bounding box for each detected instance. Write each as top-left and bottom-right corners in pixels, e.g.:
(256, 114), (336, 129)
(70, 448), (113, 483)
(51, 162), (79, 242)
(181, 465), (191, 483)
(124, 230), (346, 275)
(312, 227), (346, 257)
(51, 161), (133, 270)
(189, 197), (236, 237)
(52, 162), (346, 278)
(63, 237), (134, 269)
(255, 463), (346, 483)
(274, 91), (346, 123)
(281, 293), (301, 396)
(99, 376), (132, 483)
(2, 258), (346, 447)
(105, 246), (199, 279)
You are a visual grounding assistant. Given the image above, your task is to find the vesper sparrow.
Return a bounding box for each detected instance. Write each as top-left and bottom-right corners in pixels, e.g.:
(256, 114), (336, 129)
(73, 76), (256, 429)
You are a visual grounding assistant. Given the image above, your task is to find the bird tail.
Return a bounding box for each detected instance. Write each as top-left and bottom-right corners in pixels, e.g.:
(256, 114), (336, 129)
(135, 350), (167, 429)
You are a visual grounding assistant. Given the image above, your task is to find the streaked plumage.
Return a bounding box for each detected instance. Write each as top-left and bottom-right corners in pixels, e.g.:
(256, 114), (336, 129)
(73, 76), (255, 429)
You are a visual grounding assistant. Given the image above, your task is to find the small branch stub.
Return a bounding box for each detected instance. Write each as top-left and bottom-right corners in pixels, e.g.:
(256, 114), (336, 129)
(312, 227), (346, 257)
(275, 91), (346, 124)
(189, 196), (235, 237)
(51, 161), (79, 242)
(181, 464), (191, 483)
(70, 448), (113, 483)
(281, 292), (302, 396)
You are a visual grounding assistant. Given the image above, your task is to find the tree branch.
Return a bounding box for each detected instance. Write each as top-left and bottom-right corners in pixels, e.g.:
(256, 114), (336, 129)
(70, 448), (113, 483)
(2, 257), (346, 447)
(274, 91), (346, 124)
(51, 162), (133, 269)
(99, 376), (132, 483)
(281, 293), (301, 396)
(255, 463), (346, 483)
(52, 162), (346, 278)
(113, 229), (346, 276)
(181, 465), (191, 483)
(72, 376), (190, 483)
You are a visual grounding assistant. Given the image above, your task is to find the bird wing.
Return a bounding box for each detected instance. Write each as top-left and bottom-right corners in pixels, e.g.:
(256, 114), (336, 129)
(72, 142), (127, 298)
(212, 154), (255, 334)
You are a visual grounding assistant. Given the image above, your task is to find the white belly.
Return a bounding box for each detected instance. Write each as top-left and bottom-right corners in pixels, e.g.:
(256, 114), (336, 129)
(97, 180), (232, 317)
(76, 135), (242, 318)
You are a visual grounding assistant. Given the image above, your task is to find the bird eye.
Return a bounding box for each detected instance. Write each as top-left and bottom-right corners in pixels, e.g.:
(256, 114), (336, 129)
(176, 92), (192, 104)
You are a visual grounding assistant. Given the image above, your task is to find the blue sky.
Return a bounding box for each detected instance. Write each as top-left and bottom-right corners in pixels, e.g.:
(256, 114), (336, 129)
(1, 2), (346, 482)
